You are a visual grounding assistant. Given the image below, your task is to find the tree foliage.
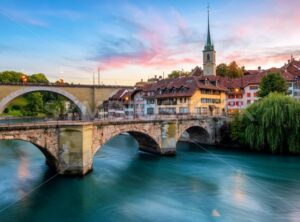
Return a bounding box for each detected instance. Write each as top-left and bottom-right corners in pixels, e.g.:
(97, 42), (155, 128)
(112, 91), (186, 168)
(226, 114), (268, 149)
(28, 73), (49, 84)
(216, 61), (244, 78)
(0, 71), (50, 84)
(257, 72), (288, 97)
(216, 63), (228, 77)
(168, 70), (190, 79)
(24, 92), (44, 116)
(0, 71), (23, 83)
(230, 93), (300, 154)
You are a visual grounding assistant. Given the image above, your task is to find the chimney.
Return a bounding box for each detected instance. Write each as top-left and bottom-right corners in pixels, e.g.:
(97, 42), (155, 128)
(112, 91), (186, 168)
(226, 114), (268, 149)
(155, 75), (157, 79)
(258, 66), (261, 71)
(291, 54), (294, 61)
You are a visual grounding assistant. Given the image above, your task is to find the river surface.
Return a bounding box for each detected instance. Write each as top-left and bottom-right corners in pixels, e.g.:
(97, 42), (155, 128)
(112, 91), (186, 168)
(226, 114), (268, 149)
(1, 135), (300, 222)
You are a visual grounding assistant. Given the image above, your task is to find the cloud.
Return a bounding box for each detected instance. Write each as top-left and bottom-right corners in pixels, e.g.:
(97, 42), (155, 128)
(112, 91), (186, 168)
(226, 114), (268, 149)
(224, 47), (300, 68)
(0, 7), (48, 27)
(89, 5), (201, 71)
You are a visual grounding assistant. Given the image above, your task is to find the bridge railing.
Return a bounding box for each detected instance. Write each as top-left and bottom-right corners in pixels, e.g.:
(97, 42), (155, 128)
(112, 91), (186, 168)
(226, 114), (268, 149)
(0, 113), (227, 127)
(94, 112), (226, 121)
(0, 116), (87, 127)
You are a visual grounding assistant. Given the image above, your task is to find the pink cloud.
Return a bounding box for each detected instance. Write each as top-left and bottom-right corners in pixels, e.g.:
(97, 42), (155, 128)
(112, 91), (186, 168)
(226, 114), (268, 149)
(98, 7), (199, 71)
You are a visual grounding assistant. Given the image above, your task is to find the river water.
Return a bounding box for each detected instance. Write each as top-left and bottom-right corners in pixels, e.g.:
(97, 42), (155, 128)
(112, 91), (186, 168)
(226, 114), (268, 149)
(1, 135), (300, 222)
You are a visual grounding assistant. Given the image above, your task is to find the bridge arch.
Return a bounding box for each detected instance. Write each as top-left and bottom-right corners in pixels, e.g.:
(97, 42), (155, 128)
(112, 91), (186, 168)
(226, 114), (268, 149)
(0, 86), (87, 119)
(177, 125), (212, 145)
(0, 137), (59, 170)
(93, 128), (161, 155)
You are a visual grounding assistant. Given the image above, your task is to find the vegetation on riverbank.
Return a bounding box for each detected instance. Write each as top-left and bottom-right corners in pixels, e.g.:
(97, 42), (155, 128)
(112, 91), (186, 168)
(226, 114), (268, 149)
(0, 71), (76, 118)
(230, 93), (300, 154)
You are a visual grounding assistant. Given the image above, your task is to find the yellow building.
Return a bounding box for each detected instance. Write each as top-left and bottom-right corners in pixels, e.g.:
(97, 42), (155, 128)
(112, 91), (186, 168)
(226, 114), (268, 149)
(142, 76), (226, 115)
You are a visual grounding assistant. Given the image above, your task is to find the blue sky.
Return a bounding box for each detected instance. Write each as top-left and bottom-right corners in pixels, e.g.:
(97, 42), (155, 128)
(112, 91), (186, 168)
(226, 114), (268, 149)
(0, 0), (299, 84)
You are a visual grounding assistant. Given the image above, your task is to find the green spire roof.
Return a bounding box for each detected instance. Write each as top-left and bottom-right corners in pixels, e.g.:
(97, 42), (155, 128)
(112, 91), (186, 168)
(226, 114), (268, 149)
(204, 6), (214, 51)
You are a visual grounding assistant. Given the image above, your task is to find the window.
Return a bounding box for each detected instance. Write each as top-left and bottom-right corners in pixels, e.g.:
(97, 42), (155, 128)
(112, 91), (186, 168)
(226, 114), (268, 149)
(201, 98), (221, 104)
(201, 107), (208, 115)
(247, 100), (251, 104)
(254, 92), (257, 97)
(159, 107), (176, 114)
(147, 108), (154, 115)
(157, 98), (177, 105)
(247, 93), (251, 97)
(147, 99), (155, 104)
(179, 107), (188, 113)
(249, 85), (259, 90)
(207, 54), (210, 61)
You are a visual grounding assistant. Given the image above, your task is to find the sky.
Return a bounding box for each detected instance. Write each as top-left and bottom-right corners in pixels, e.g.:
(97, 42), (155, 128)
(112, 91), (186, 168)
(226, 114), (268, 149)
(0, 0), (299, 85)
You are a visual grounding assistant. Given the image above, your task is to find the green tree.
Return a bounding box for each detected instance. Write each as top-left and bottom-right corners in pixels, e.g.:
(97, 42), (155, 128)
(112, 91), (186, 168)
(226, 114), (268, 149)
(0, 71), (23, 83)
(168, 70), (190, 79)
(24, 92), (44, 116)
(230, 93), (300, 153)
(216, 61), (244, 78)
(28, 73), (49, 84)
(227, 61), (243, 78)
(257, 72), (288, 97)
(216, 63), (228, 77)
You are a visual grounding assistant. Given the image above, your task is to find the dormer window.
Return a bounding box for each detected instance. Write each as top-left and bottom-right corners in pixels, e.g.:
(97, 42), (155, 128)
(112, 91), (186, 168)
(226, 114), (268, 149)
(205, 78), (209, 85)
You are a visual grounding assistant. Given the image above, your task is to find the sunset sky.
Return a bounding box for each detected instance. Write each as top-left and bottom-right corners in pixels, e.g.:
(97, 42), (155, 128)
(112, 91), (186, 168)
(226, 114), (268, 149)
(0, 0), (299, 85)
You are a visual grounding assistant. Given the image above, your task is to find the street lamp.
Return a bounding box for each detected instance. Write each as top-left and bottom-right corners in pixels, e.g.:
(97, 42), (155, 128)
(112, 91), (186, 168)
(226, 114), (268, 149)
(21, 75), (28, 84)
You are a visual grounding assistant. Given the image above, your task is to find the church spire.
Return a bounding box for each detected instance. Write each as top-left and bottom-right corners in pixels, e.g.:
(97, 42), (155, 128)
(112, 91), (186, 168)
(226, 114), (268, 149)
(205, 5), (214, 51)
(203, 4), (216, 76)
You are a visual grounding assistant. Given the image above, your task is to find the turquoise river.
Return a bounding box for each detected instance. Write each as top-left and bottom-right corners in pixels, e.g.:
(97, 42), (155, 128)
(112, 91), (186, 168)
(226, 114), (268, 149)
(1, 134), (300, 222)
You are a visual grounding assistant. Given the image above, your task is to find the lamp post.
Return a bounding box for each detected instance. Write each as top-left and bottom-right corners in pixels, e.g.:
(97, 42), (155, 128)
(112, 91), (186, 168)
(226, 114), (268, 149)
(21, 75), (28, 84)
(234, 87), (241, 112)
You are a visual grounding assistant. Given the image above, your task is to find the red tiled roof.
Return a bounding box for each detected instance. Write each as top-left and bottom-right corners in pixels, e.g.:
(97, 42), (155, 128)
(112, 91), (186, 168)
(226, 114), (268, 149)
(141, 75), (225, 99)
(109, 89), (127, 100)
(285, 60), (300, 77)
(222, 67), (296, 89)
(191, 66), (203, 76)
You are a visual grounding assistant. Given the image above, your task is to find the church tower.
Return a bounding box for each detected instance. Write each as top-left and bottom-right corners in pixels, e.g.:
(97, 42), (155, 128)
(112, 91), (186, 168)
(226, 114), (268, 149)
(203, 6), (216, 76)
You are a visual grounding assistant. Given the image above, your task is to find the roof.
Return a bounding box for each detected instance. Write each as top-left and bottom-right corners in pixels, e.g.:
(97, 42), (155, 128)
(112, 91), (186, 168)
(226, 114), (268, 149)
(285, 59), (300, 78)
(109, 88), (134, 101)
(222, 66), (296, 89)
(141, 75), (225, 99)
(191, 66), (203, 76)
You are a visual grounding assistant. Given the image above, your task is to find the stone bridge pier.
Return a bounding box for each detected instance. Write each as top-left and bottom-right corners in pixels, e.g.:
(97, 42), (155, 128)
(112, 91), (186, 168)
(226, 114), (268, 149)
(0, 117), (228, 175)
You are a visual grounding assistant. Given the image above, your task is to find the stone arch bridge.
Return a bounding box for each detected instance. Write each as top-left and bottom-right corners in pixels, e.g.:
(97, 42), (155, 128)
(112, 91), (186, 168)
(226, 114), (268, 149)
(0, 116), (228, 175)
(0, 84), (131, 119)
